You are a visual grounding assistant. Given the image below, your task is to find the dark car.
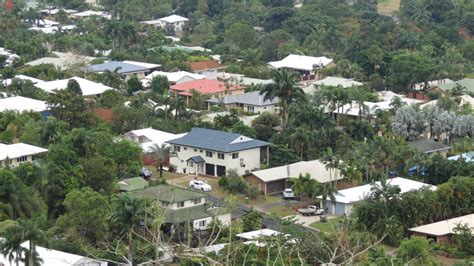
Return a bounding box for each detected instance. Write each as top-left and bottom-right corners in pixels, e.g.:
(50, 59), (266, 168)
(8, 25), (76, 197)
(139, 167), (153, 178)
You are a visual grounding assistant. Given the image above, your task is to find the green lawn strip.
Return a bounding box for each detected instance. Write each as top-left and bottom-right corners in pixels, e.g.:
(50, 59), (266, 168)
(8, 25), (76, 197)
(267, 205), (297, 217)
(309, 217), (344, 232)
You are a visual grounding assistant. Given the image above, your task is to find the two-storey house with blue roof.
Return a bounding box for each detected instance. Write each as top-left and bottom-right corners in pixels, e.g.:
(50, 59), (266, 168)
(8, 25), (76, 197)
(166, 128), (270, 177)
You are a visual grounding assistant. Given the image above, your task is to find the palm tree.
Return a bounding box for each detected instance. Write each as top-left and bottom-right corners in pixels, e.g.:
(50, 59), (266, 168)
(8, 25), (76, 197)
(241, 49), (262, 68)
(0, 222), (27, 266)
(260, 70), (305, 129)
(314, 182), (337, 211)
(104, 19), (121, 50)
(189, 89), (209, 110)
(369, 178), (401, 203)
(109, 195), (149, 265)
(147, 144), (177, 178)
(289, 127), (310, 160)
(291, 173), (316, 202)
(23, 8), (44, 27)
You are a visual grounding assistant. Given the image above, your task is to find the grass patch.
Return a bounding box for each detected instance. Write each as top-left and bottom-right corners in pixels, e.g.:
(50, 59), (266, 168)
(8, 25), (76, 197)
(377, 0), (400, 15)
(268, 205), (297, 217)
(149, 167), (184, 180)
(310, 217), (344, 232)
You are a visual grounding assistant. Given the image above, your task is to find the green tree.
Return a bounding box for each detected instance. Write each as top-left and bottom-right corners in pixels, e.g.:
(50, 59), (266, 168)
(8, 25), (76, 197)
(80, 156), (118, 193)
(150, 75), (170, 95)
(126, 76), (143, 95)
(230, 121), (257, 139)
(387, 51), (436, 93)
(269, 144), (299, 167)
(224, 22), (256, 50)
(397, 236), (432, 265)
(241, 208), (263, 232)
(147, 143), (177, 178)
(261, 70), (304, 129)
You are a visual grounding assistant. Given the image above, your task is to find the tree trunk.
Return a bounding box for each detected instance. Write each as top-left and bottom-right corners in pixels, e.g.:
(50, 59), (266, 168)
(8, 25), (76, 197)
(28, 242), (33, 266)
(159, 161), (163, 178)
(128, 230), (133, 265)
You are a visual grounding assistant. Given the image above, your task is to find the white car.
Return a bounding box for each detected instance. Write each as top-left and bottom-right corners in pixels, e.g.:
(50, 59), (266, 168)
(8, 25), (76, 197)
(283, 188), (294, 199)
(189, 180), (212, 192)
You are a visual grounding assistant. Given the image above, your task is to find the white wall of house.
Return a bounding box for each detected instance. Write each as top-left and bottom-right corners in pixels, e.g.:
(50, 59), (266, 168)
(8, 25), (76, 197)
(0, 155), (37, 168)
(192, 213), (231, 231)
(162, 198), (205, 210)
(170, 146), (263, 176)
(244, 104), (277, 114)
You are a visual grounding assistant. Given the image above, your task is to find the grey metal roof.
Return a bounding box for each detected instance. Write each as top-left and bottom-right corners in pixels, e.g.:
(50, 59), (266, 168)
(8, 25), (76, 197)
(187, 155), (205, 163)
(90, 61), (149, 74)
(409, 139), (451, 153)
(166, 128), (270, 153)
(206, 91), (279, 106)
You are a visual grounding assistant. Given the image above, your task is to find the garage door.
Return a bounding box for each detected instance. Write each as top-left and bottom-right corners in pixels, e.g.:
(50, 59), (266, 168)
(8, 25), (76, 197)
(335, 202), (346, 216)
(205, 163), (215, 176)
(266, 180), (286, 194)
(216, 165), (226, 177)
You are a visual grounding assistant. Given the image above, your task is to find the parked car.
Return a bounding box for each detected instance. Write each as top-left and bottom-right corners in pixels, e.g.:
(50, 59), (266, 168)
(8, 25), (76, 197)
(189, 180), (212, 192)
(139, 167), (153, 178)
(283, 188), (294, 199)
(298, 205), (324, 216)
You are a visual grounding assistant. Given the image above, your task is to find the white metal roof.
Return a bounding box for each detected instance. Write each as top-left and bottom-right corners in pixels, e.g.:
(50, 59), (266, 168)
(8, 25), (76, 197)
(249, 160), (343, 183)
(313, 76), (362, 88)
(0, 96), (48, 113)
(159, 14), (189, 23)
(0, 241), (107, 266)
(73, 10), (111, 19)
(268, 54), (333, 71)
(35, 77), (114, 96)
(408, 214), (474, 236)
(142, 71), (205, 86)
(124, 128), (186, 152)
(236, 229), (281, 240)
(123, 60), (161, 70)
(0, 143), (48, 161)
(321, 177), (436, 204)
(2, 75), (44, 86)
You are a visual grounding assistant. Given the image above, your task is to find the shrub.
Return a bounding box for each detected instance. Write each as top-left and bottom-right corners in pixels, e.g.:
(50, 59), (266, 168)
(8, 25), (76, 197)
(168, 164), (176, 173)
(218, 175), (228, 187)
(246, 185), (260, 199)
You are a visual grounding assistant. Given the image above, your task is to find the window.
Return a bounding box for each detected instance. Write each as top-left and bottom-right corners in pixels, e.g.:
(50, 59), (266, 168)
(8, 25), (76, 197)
(193, 198), (202, 205)
(161, 201), (170, 207)
(198, 220), (206, 227)
(218, 153), (224, 159)
(206, 151), (213, 158)
(16, 156), (27, 163)
(177, 202), (185, 208)
(232, 152), (239, 159)
(188, 161), (194, 167)
(247, 106), (255, 112)
(184, 147), (187, 150)
(194, 148), (197, 152)
(174, 146), (181, 152)
(200, 149), (203, 153)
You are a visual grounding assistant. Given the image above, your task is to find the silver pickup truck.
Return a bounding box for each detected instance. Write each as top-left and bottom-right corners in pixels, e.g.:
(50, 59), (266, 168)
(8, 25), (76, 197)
(298, 205), (325, 216)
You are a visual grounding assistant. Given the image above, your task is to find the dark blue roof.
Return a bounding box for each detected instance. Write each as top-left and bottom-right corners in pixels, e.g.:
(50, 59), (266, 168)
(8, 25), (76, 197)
(90, 61), (149, 74)
(167, 128), (269, 153)
(187, 155), (205, 163)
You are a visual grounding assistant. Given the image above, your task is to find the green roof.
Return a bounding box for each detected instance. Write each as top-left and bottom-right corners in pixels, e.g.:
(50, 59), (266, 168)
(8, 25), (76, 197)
(438, 78), (474, 94)
(118, 177), (148, 191)
(163, 205), (228, 224)
(131, 185), (206, 203)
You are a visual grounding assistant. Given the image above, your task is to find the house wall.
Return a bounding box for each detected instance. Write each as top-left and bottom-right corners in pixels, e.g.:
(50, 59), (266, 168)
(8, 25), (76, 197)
(244, 104), (277, 114)
(244, 174), (267, 194)
(165, 197), (206, 210)
(325, 201), (352, 216)
(192, 213), (231, 231)
(0, 155), (38, 168)
(170, 146), (264, 176)
(124, 72), (146, 81)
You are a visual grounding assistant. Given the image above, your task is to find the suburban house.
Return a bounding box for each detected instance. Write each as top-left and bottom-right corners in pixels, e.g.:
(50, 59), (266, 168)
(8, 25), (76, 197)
(71, 10), (111, 19)
(141, 71), (206, 87)
(188, 60), (227, 80)
(141, 14), (189, 35)
(118, 177), (149, 192)
(244, 160), (344, 195)
(23, 51), (95, 71)
(2, 74), (44, 86)
(0, 96), (49, 116)
(437, 78), (474, 95)
(448, 152), (474, 163)
(303, 76), (363, 95)
(409, 139), (452, 157)
(89, 61), (161, 80)
(0, 241), (112, 266)
(206, 91), (279, 114)
(267, 54), (334, 79)
(166, 128), (270, 177)
(0, 47), (19, 66)
(408, 214), (474, 244)
(320, 177), (436, 216)
(124, 128), (187, 152)
(131, 185), (231, 234)
(0, 143), (48, 167)
(170, 79), (244, 103)
(35, 77), (114, 97)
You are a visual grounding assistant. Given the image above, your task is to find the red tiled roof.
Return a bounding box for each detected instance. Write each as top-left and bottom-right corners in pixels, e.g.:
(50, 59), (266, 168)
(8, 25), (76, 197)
(170, 79), (242, 96)
(188, 60), (226, 72)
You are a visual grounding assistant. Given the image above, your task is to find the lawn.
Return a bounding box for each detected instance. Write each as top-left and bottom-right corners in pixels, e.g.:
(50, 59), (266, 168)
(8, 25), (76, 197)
(378, 0), (400, 15)
(309, 217), (344, 232)
(149, 167), (184, 181)
(267, 205), (297, 217)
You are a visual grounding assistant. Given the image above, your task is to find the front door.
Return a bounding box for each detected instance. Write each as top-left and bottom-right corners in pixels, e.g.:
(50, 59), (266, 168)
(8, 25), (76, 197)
(205, 163), (215, 176)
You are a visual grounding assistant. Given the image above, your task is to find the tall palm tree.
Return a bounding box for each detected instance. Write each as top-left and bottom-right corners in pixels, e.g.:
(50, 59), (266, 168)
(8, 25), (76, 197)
(147, 144), (177, 178)
(0, 222), (26, 266)
(109, 195), (149, 265)
(260, 70), (305, 129)
(369, 178), (401, 203)
(289, 127), (310, 160)
(314, 182), (337, 211)
(170, 96), (187, 121)
(104, 19), (121, 50)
